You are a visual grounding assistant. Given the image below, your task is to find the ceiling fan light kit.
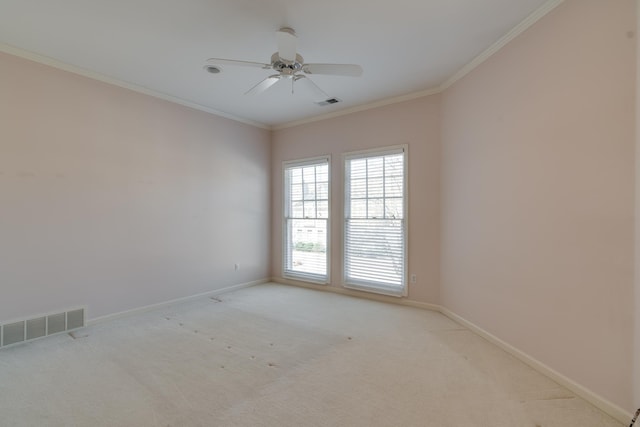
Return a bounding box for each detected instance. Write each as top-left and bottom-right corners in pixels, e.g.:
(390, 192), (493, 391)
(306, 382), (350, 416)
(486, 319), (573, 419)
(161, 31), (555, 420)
(204, 27), (362, 102)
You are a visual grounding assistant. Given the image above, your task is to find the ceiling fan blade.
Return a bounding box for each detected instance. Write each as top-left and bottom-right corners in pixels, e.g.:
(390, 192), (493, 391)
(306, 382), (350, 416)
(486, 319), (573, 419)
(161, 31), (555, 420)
(295, 75), (329, 101)
(244, 75), (280, 95)
(302, 63), (363, 77)
(205, 58), (270, 69)
(276, 27), (297, 63)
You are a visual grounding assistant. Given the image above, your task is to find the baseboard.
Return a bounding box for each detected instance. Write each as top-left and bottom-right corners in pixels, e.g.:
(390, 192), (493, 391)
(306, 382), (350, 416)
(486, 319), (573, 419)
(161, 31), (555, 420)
(271, 277), (440, 312)
(85, 277), (632, 422)
(87, 278), (269, 326)
(438, 307), (633, 424)
(273, 276), (632, 424)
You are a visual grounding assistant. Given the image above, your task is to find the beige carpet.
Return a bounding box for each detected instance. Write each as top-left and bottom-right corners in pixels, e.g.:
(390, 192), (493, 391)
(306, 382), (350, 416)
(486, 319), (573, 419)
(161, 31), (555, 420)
(0, 283), (623, 426)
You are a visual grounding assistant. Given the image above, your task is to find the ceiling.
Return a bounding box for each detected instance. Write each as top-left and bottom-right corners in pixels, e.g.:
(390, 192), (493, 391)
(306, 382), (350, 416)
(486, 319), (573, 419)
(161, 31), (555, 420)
(0, 0), (555, 128)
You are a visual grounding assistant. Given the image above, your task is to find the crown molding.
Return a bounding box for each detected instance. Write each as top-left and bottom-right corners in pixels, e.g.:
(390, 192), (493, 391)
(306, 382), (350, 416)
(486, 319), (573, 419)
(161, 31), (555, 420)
(271, 87), (441, 131)
(1, 0), (565, 132)
(275, 0), (565, 131)
(439, 0), (565, 91)
(0, 42), (270, 130)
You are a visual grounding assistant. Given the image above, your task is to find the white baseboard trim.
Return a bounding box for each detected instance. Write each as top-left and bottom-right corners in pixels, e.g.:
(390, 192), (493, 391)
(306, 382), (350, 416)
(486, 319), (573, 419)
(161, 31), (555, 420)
(272, 277), (440, 312)
(87, 278), (269, 326)
(438, 307), (633, 424)
(272, 277), (632, 424)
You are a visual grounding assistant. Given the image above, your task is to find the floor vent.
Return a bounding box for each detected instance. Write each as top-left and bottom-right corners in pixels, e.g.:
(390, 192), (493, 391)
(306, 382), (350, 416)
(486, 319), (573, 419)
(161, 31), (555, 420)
(1, 308), (85, 349)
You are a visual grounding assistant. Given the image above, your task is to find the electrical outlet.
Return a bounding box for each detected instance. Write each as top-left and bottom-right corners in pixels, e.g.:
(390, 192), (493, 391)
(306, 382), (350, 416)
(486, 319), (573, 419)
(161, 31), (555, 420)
(410, 274), (417, 284)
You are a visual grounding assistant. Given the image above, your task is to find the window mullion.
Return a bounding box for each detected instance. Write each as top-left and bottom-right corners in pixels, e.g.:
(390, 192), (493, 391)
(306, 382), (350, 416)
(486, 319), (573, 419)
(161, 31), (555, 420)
(365, 159), (369, 219)
(382, 157), (386, 219)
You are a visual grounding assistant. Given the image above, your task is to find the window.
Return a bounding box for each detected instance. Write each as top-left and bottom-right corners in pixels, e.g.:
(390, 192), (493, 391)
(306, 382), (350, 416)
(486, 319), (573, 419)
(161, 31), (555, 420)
(283, 157), (330, 283)
(344, 147), (407, 296)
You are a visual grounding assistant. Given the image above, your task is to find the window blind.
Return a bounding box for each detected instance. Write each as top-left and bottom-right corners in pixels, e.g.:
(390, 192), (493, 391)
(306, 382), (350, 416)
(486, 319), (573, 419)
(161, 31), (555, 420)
(344, 148), (406, 296)
(283, 157), (330, 283)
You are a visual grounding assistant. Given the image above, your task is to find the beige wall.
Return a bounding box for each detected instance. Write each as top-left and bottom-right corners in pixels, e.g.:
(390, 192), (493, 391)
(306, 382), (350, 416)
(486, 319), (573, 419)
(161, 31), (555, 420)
(0, 52), (271, 321)
(1, 0), (638, 416)
(271, 96), (441, 303)
(441, 0), (636, 411)
(271, 2), (638, 412)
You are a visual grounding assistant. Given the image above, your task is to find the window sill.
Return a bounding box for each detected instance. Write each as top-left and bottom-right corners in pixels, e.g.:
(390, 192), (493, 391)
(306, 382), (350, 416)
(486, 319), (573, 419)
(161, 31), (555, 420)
(343, 282), (405, 298)
(283, 273), (329, 286)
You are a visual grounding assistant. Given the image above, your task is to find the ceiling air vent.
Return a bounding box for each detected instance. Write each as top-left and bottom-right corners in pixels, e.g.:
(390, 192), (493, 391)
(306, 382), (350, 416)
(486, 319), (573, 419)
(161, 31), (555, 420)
(316, 97), (341, 106)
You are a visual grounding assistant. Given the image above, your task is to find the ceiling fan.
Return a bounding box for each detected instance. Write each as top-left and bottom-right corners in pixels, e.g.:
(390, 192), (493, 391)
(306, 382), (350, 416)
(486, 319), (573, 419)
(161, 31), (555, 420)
(204, 27), (363, 100)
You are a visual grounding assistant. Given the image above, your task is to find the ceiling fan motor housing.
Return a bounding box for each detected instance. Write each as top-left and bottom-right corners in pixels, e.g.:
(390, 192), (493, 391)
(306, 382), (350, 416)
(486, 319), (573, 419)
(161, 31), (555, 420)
(204, 27), (361, 97)
(271, 52), (304, 76)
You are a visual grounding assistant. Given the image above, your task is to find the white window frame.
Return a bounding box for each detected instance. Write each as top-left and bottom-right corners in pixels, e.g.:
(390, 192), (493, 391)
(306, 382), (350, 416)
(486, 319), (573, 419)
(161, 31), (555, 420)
(343, 145), (408, 297)
(282, 155), (331, 284)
